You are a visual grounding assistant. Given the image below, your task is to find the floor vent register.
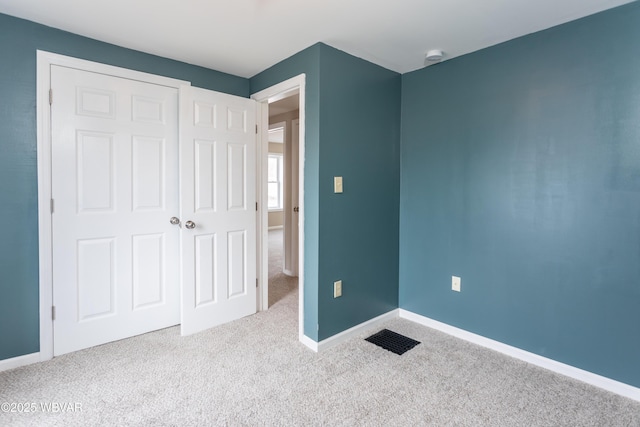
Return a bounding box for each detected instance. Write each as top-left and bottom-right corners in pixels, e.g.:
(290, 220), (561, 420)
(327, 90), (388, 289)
(365, 329), (420, 355)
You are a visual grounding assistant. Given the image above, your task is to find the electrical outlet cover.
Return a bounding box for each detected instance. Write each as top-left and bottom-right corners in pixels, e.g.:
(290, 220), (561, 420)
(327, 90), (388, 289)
(452, 276), (461, 292)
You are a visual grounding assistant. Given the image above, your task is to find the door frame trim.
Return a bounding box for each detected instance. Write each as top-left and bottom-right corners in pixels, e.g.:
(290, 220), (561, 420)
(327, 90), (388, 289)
(251, 74), (306, 343)
(36, 51), (190, 361)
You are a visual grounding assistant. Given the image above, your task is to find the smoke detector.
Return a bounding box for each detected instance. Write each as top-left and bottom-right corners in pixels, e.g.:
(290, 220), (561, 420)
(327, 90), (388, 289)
(425, 49), (444, 63)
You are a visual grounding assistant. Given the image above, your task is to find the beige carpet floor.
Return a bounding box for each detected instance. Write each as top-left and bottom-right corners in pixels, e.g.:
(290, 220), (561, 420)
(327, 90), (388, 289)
(1, 230), (638, 426)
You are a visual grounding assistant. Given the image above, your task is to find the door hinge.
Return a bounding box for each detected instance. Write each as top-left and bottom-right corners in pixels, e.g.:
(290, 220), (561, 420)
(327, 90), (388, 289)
(255, 124), (258, 134)
(52, 306), (56, 321)
(50, 198), (55, 213)
(256, 202), (258, 211)
(49, 88), (53, 105)
(256, 278), (259, 288)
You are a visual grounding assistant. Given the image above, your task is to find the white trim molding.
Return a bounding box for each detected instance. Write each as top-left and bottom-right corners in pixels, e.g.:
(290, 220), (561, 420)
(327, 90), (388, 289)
(0, 353), (41, 372)
(399, 309), (640, 402)
(303, 309), (399, 353)
(300, 335), (318, 352)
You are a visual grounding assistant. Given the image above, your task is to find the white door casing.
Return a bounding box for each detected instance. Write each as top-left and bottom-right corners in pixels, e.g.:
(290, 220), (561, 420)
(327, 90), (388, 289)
(179, 85), (258, 336)
(51, 65), (180, 355)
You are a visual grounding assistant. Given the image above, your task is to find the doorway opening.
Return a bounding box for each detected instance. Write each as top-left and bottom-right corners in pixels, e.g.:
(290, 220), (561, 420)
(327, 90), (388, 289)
(266, 94), (299, 308)
(252, 74), (306, 344)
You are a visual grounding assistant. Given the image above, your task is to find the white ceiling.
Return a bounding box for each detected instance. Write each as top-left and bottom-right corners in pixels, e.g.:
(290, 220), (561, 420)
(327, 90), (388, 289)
(0, 0), (635, 78)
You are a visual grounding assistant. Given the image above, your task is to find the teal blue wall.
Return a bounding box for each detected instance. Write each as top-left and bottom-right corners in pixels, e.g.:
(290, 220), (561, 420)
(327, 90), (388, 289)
(0, 13), (248, 360)
(399, 2), (640, 387)
(316, 46), (400, 339)
(251, 44), (401, 340)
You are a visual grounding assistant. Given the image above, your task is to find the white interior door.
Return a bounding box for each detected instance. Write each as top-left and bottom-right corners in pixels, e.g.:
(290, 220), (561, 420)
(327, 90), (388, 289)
(51, 65), (180, 356)
(180, 86), (257, 336)
(291, 118), (300, 277)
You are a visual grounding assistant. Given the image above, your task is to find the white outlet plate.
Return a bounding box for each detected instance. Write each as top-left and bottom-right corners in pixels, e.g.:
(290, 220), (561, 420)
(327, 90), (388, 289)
(334, 176), (343, 193)
(452, 276), (461, 292)
(334, 280), (342, 298)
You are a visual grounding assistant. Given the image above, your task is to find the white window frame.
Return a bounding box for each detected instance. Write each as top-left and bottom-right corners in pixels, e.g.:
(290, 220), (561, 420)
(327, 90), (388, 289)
(267, 153), (284, 211)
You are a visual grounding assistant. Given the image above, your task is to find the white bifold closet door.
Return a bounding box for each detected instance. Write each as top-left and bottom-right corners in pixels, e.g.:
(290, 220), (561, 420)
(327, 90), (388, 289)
(51, 65), (256, 355)
(51, 65), (180, 355)
(179, 86), (257, 336)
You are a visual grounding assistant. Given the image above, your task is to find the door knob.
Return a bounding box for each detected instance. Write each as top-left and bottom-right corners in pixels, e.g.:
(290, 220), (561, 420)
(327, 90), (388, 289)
(185, 220), (196, 229)
(170, 217), (181, 226)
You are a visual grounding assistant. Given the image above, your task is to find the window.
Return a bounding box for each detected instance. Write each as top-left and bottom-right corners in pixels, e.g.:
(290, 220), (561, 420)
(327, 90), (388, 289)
(268, 154), (284, 210)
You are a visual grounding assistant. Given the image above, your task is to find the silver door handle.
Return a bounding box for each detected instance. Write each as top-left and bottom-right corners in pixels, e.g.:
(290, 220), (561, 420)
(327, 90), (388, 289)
(170, 217), (181, 226)
(185, 220), (196, 229)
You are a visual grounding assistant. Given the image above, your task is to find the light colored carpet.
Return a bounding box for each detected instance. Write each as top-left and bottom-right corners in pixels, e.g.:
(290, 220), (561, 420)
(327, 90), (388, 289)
(267, 228), (297, 308)
(1, 230), (639, 426)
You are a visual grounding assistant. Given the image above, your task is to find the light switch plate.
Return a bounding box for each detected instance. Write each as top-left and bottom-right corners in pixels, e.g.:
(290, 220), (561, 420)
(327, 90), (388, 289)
(334, 280), (342, 298)
(334, 176), (343, 193)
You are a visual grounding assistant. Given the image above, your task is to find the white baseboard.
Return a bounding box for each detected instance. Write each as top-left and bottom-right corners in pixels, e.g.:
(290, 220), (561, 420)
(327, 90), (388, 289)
(0, 352), (41, 372)
(5, 310), (637, 402)
(399, 309), (640, 402)
(314, 309), (399, 352)
(300, 334), (318, 352)
(268, 225), (283, 230)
